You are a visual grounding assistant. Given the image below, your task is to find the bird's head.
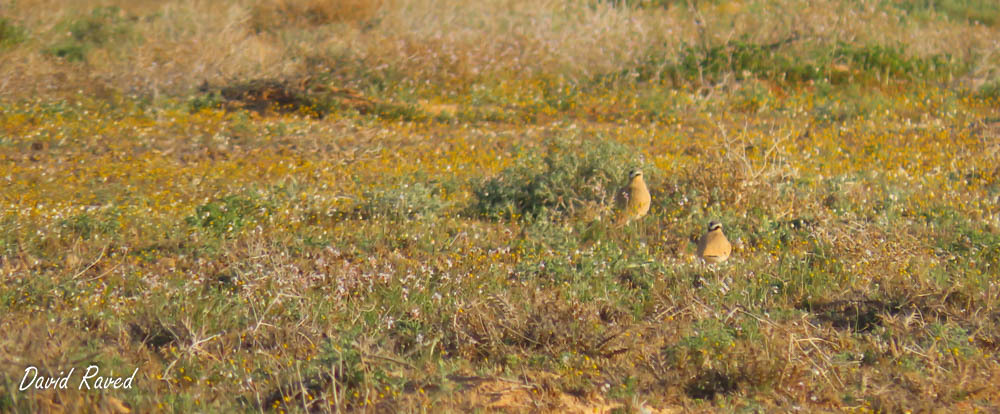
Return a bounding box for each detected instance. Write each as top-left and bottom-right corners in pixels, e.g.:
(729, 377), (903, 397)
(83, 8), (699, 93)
(707, 221), (723, 232)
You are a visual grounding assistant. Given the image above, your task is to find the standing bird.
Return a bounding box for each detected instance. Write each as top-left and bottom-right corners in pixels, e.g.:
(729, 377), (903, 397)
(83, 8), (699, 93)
(615, 169), (651, 226)
(697, 221), (732, 264)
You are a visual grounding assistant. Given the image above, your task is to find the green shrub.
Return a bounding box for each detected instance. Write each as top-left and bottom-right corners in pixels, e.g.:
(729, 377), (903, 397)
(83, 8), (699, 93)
(65, 6), (132, 45)
(677, 38), (821, 83)
(471, 136), (653, 220)
(0, 17), (27, 49)
(357, 181), (449, 220)
(185, 194), (272, 237)
(731, 80), (775, 113)
(893, 0), (1000, 27)
(43, 6), (136, 62)
(620, 36), (823, 85)
(974, 79), (1000, 100)
(613, 36), (958, 87)
(187, 92), (224, 113)
(595, 0), (707, 9)
(833, 42), (955, 80)
(927, 323), (976, 358)
(675, 319), (737, 363)
(58, 211), (121, 240)
(317, 329), (365, 390)
(45, 43), (88, 62)
(0, 216), (20, 257)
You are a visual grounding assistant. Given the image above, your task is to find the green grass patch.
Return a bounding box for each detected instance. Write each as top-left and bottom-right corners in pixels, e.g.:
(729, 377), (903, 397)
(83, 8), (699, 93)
(891, 0), (1000, 27)
(613, 37), (960, 88)
(185, 193), (273, 237)
(0, 17), (27, 49)
(43, 6), (138, 62)
(471, 135), (655, 220)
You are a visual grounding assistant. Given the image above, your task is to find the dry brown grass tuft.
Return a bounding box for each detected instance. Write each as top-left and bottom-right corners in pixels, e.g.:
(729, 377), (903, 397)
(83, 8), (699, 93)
(249, 0), (385, 32)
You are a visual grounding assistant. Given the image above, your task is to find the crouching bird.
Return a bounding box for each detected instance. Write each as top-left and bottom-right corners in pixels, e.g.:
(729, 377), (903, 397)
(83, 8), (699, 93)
(697, 220), (732, 264)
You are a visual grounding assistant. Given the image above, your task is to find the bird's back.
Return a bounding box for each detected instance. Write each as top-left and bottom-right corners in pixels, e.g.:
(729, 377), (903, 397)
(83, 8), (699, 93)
(697, 230), (731, 263)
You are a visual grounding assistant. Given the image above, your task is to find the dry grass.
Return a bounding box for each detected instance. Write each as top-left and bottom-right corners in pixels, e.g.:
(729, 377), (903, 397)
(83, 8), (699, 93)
(250, 0), (384, 33)
(0, 0), (998, 97)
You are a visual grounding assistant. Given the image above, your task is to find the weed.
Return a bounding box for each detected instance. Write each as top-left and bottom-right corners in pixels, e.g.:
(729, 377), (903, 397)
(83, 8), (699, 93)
(833, 42), (956, 81)
(185, 193), (272, 237)
(927, 322), (976, 358)
(356, 181), (449, 221)
(250, 0), (384, 33)
(975, 79), (1000, 100)
(621, 36), (957, 88)
(0, 17), (27, 49)
(187, 92), (223, 113)
(58, 211), (121, 240)
(43, 6), (137, 62)
(892, 0), (1000, 27)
